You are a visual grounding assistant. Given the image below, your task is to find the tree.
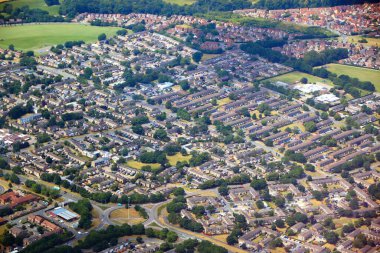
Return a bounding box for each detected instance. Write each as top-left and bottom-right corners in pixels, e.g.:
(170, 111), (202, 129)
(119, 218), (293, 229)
(304, 121), (317, 132)
(324, 231), (339, 244)
(275, 219), (285, 228)
(218, 185), (229, 196)
(300, 77), (308, 84)
(251, 178), (267, 190)
(83, 67), (93, 79)
(154, 129), (168, 141)
(192, 52), (203, 63)
(98, 33), (106, 41)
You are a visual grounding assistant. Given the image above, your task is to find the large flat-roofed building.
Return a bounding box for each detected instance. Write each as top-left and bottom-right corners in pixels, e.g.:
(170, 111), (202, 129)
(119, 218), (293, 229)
(50, 207), (79, 221)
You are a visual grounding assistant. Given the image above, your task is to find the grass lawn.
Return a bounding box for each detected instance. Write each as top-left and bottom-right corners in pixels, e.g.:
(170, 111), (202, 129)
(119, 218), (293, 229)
(91, 209), (100, 228)
(126, 160), (161, 170)
(266, 71), (333, 85)
(0, 0), (61, 15)
(333, 217), (357, 228)
(212, 234), (229, 243)
(167, 152), (191, 166)
(110, 208), (146, 225)
(163, 0), (196, 5)
(337, 35), (380, 47)
(0, 23), (120, 52)
(201, 53), (220, 62)
(322, 63), (380, 91)
(218, 97), (232, 106)
(0, 225), (7, 236)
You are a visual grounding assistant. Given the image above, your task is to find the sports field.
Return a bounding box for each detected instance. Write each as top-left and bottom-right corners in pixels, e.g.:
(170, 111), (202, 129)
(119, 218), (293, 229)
(323, 64), (380, 91)
(163, 0), (196, 5)
(0, 0), (60, 15)
(0, 24), (120, 52)
(266, 71), (333, 85)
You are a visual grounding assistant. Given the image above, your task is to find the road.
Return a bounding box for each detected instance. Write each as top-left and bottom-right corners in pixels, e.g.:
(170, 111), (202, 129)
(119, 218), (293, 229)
(37, 65), (75, 79)
(150, 200), (248, 253)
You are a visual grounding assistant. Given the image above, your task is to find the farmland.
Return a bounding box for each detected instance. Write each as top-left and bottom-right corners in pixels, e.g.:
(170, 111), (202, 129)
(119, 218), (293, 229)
(0, 23), (120, 52)
(0, 0), (61, 15)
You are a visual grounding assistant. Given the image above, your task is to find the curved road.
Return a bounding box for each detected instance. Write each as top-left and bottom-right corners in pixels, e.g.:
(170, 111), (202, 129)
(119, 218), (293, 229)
(148, 200), (248, 253)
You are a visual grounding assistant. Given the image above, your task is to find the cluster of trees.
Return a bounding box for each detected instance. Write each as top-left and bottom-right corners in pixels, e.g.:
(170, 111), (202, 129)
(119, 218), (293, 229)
(226, 213), (248, 245)
(140, 150), (167, 165)
(145, 227), (178, 243)
(199, 173), (251, 189)
(18, 231), (74, 253)
(166, 190), (204, 233)
(44, 0), (60, 6)
(254, 0), (378, 10)
(262, 81), (300, 100)
(283, 150), (307, 164)
(131, 115), (149, 135)
(25, 179), (60, 199)
(8, 102), (33, 119)
(3, 172), (20, 184)
(175, 239), (227, 253)
(68, 199), (93, 229)
(59, 0), (252, 18)
(77, 224), (145, 252)
(368, 183), (380, 200)
(313, 67), (375, 98)
(61, 112), (83, 121)
(331, 154), (374, 173)
(134, 205), (148, 219)
(189, 151), (210, 167)
(1, 6), (65, 23)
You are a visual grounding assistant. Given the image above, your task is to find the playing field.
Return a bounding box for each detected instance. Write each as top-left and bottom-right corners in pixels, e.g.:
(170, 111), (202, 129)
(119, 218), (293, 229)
(0, 24), (120, 52)
(163, 0), (196, 5)
(0, 0), (60, 15)
(323, 64), (380, 91)
(266, 71), (333, 85)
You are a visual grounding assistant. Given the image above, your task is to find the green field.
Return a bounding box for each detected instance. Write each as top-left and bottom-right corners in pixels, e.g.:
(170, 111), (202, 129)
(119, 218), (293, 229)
(0, 0), (61, 15)
(126, 160), (161, 170)
(0, 24), (120, 52)
(167, 153), (191, 166)
(323, 64), (380, 91)
(266, 71), (333, 85)
(337, 36), (380, 47)
(163, 0), (196, 5)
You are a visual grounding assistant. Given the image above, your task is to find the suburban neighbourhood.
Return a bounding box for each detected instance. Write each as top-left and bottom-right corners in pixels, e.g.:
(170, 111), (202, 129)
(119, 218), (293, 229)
(0, 0), (379, 253)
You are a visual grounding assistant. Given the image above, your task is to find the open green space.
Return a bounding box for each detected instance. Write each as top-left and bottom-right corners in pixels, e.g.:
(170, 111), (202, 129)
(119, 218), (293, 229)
(167, 153), (191, 166)
(126, 160), (161, 170)
(323, 64), (380, 91)
(163, 0), (196, 5)
(337, 35), (380, 48)
(266, 71), (333, 85)
(0, 23), (120, 52)
(0, 0), (61, 15)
